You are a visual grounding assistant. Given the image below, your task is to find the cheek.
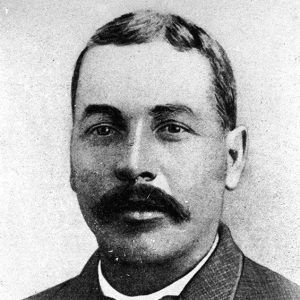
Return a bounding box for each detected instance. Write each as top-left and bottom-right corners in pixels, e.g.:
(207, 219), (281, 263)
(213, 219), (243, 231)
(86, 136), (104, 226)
(161, 139), (226, 198)
(70, 145), (116, 199)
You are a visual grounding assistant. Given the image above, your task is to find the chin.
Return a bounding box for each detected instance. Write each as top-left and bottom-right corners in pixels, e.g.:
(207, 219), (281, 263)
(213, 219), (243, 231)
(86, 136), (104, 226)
(106, 244), (179, 265)
(97, 228), (191, 265)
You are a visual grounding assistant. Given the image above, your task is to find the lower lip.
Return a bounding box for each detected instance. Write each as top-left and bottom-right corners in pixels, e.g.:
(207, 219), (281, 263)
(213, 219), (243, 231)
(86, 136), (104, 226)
(120, 211), (165, 222)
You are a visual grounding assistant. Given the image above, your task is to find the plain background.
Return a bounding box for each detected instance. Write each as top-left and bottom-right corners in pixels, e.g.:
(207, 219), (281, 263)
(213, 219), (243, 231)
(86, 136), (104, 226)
(1, 0), (300, 299)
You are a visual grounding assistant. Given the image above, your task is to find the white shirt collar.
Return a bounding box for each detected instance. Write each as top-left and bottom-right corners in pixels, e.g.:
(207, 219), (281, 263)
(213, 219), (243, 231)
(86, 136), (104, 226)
(98, 234), (219, 300)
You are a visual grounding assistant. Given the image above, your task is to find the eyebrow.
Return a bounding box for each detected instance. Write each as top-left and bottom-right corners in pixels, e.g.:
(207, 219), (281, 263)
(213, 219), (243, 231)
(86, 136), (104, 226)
(80, 104), (125, 124)
(80, 103), (195, 124)
(149, 104), (195, 120)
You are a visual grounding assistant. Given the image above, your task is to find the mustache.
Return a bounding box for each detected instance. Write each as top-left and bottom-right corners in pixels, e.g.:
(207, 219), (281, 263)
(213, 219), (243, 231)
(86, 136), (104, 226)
(91, 184), (191, 224)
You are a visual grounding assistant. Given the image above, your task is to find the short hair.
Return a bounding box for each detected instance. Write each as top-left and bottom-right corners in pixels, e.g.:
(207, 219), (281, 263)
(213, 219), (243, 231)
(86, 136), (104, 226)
(71, 10), (236, 130)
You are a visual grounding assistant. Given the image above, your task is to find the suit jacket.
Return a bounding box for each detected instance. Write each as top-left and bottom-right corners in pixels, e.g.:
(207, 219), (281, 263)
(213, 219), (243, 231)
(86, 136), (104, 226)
(25, 224), (300, 299)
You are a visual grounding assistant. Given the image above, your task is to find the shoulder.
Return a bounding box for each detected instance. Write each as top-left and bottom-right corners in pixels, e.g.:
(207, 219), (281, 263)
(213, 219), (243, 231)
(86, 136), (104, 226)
(236, 256), (300, 299)
(23, 274), (101, 300)
(23, 250), (101, 300)
(23, 276), (80, 300)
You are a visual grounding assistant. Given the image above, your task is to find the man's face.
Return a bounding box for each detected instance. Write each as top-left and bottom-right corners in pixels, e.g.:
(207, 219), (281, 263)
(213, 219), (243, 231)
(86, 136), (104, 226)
(71, 42), (227, 263)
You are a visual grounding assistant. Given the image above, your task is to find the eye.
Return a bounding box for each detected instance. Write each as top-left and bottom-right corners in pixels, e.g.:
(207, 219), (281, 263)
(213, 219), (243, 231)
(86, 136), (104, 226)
(88, 124), (118, 137)
(160, 124), (186, 134)
(94, 125), (112, 136)
(156, 121), (194, 141)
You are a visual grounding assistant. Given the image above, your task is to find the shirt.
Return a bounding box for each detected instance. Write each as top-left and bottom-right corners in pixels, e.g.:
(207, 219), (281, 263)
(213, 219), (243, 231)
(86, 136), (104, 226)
(98, 234), (219, 300)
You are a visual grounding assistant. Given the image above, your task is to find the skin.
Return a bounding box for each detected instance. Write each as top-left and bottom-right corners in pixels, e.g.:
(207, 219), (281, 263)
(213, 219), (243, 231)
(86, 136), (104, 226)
(70, 42), (247, 295)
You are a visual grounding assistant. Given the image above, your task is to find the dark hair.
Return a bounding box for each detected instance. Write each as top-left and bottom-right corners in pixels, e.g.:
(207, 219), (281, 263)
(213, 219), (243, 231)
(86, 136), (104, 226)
(71, 10), (236, 130)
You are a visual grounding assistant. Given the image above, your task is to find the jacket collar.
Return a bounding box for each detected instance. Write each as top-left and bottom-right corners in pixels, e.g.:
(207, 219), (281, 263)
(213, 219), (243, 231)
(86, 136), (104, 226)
(180, 223), (243, 299)
(78, 223), (243, 300)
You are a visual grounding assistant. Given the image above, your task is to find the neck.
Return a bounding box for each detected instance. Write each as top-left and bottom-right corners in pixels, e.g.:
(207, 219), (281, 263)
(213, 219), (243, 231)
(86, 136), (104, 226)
(99, 234), (217, 296)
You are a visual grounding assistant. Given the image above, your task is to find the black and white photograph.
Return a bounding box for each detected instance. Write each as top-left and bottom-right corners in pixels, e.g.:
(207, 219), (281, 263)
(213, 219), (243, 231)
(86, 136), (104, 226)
(1, 1), (300, 299)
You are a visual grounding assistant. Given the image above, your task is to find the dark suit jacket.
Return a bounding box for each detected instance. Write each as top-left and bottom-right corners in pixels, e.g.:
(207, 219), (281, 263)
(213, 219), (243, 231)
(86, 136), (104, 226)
(25, 224), (300, 299)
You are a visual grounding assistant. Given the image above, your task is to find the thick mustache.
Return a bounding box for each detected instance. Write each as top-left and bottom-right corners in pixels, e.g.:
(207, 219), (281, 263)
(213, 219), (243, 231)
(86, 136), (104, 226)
(91, 184), (191, 223)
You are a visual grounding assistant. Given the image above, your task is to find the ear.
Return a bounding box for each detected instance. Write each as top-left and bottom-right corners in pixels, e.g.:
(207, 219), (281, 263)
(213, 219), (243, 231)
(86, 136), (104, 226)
(225, 126), (248, 190)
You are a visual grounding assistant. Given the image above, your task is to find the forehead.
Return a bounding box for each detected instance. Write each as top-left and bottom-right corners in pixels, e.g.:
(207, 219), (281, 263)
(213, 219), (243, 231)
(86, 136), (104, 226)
(75, 42), (215, 119)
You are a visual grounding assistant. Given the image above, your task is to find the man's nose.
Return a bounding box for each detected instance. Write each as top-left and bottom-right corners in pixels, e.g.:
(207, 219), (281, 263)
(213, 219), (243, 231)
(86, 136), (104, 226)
(114, 121), (158, 183)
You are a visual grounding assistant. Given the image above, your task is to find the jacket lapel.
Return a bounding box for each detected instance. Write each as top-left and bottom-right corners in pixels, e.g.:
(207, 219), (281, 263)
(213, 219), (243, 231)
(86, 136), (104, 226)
(74, 249), (111, 300)
(179, 224), (243, 300)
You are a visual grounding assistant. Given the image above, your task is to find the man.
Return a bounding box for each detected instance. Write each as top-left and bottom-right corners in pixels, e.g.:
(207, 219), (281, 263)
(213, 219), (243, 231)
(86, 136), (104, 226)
(27, 10), (300, 300)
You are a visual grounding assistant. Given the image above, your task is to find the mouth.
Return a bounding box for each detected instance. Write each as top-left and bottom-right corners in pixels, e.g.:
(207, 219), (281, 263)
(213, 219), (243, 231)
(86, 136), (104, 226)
(120, 210), (166, 223)
(113, 201), (167, 224)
